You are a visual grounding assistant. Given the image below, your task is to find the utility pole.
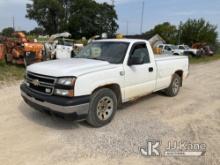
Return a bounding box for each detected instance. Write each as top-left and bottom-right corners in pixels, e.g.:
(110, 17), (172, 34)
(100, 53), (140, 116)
(126, 21), (129, 35)
(12, 16), (15, 30)
(111, 0), (115, 6)
(111, 0), (116, 36)
(140, 1), (145, 34)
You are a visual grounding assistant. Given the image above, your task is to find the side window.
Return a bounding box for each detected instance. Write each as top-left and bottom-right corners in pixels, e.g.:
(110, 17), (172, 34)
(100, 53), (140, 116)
(158, 45), (163, 49)
(165, 46), (171, 51)
(179, 46), (185, 50)
(130, 43), (150, 64)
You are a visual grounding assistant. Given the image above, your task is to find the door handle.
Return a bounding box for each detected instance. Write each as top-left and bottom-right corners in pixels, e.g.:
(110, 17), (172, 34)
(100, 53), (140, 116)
(149, 67), (154, 72)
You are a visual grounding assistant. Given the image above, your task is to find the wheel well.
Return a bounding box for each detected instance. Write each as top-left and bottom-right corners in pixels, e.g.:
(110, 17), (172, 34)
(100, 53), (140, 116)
(175, 70), (183, 86)
(92, 84), (122, 106)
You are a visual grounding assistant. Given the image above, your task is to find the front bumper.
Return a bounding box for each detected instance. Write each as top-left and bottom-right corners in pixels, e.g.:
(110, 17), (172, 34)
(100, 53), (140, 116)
(20, 84), (90, 117)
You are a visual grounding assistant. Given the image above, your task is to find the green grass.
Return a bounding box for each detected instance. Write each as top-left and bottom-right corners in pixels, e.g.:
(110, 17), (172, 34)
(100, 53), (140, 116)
(189, 54), (220, 64)
(0, 60), (25, 82)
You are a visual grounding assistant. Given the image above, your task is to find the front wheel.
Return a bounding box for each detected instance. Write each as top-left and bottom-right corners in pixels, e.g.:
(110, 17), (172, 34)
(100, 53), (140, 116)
(164, 74), (181, 97)
(86, 88), (117, 127)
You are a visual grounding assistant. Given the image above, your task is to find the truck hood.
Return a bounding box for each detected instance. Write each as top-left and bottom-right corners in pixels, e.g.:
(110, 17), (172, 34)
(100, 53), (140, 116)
(27, 58), (117, 77)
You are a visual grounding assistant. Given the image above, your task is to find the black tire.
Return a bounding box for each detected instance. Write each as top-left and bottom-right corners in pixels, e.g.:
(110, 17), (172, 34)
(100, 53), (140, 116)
(71, 51), (76, 58)
(86, 88), (117, 127)
(164, 74), (181, 97)
(190, 52), (195, 57)
(4, 53), (10, 64)
(52, 53), (57, 60)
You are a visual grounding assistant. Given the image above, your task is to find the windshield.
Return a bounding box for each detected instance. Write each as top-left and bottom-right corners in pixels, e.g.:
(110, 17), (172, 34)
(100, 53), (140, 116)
(75, 42), (129, 64)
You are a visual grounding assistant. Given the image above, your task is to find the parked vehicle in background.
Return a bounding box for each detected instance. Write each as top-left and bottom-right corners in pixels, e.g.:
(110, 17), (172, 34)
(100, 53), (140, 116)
(0, 32), (45, 66)
(157, 44), (183, 55)
(54, 39), (75, 59)
(21, 39), (189, 127)
(44, 32), (84, 59)
(44, 32), (71, 59)
(203, 45), (214, 56)
(192, 43), (214, 56)
(73, 44), (84, 54)
(177, 45), (200, 57)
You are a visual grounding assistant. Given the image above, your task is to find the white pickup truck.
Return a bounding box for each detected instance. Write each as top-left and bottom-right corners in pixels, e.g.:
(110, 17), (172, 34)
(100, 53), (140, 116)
(20, 39), (189, 127)
(157, 44), (183, 55)
(177, 45), (200, 57)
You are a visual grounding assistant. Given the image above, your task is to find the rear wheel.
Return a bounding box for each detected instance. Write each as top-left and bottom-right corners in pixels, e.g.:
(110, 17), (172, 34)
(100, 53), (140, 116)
(165, 74), (181, 97)
(86, 88), (117, 127)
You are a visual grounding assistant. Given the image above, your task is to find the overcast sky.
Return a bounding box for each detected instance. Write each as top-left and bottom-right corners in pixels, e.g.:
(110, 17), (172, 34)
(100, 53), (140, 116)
(0, 0), (220, 38)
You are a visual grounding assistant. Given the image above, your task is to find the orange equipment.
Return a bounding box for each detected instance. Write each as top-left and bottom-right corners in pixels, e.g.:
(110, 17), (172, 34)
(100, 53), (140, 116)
(1, 32), (45, 66)
(0, 44), (5, 60)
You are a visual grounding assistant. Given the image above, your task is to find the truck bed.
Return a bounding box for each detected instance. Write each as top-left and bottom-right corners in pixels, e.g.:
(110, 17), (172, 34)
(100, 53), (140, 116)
(154, 54), (189, 91)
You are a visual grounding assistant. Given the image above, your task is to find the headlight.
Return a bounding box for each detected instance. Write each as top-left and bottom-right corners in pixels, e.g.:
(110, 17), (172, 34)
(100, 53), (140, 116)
(54, 89), (74, 97)
(56, 77), (76, 86)
(55, 77), (76, 97)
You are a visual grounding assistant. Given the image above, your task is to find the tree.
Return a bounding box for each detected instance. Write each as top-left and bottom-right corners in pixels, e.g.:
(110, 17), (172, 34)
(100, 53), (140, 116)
(1, 27), (15, 37)
(179, 18), (218, 46)
(68, 0), (101, 38)
(96, 3), (118, 36)
(26, 0), (118, 38)
(26, 0), (65, 34)
(29, 27), (45, 35)
(144, 22), (178, 44)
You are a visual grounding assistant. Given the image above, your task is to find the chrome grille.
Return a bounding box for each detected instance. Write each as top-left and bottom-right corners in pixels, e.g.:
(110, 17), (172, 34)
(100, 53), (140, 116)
(26, 72), (56, 95)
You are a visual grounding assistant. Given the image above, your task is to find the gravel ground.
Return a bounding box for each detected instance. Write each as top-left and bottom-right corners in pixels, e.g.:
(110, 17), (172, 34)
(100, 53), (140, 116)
(0, 61), (220, 165)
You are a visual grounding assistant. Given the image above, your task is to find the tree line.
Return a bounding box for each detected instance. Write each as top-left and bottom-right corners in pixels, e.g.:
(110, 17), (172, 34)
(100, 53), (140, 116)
(0, 0), (218, 47)
(26, 0), (118, 39)
(144, 18), (218, 47)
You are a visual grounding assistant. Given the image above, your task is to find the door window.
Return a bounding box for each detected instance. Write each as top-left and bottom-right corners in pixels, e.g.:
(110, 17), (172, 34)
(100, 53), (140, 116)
(130, 43), (150, 64)
(179, 46), (185, 50)
(158, 45), (163, 49)
(165, 46), (171, 51)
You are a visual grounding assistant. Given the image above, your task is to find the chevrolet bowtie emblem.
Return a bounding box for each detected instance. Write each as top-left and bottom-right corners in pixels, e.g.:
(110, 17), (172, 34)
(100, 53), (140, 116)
(32, 79), (40, 86)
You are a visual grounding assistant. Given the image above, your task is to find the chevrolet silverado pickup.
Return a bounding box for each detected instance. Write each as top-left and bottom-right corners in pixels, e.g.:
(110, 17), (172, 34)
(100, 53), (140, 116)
(20, 39), (189, 127)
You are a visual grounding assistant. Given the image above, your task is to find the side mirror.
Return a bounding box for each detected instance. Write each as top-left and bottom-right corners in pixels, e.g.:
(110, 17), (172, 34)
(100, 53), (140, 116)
(128, 56), (144, 65)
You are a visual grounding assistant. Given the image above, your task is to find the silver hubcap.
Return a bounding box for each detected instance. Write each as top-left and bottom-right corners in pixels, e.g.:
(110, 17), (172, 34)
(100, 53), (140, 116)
(172, 78), (180, 94)
(97, 96), (114, 121)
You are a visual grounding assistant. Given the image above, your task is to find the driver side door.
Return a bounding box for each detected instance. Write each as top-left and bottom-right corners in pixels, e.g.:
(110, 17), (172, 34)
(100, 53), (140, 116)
(124, 42), (157, 100)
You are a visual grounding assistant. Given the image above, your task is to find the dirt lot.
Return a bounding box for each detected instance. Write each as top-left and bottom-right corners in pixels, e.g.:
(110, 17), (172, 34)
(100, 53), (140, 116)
(0, 61), (220, 165)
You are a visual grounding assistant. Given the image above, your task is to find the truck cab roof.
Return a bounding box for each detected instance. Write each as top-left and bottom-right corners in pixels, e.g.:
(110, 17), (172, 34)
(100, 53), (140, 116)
(94, 38), (148, 43)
